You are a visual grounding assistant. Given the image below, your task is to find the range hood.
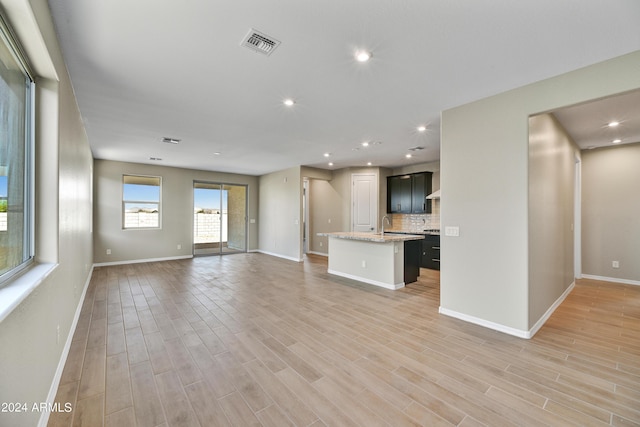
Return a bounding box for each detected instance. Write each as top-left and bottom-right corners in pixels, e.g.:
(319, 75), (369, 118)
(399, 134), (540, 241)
(426, 189), (440, 199)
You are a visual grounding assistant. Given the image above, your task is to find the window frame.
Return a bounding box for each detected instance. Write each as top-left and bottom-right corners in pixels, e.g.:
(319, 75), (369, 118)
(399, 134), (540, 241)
(0, 15), (35, 287)
(122, 174), (162, 230)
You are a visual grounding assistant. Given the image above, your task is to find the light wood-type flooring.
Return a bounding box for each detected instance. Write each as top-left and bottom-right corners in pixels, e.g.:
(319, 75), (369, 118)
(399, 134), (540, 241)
(48, 253), (640, 426)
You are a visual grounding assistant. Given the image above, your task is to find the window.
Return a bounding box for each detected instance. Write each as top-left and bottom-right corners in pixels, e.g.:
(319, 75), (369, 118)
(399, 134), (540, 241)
(0, 17), (34, 284)
(123, 175), (161, 229)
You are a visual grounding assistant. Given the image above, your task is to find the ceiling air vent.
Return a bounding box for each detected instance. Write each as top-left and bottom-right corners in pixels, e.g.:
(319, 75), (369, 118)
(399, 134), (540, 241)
(162, 137), (181, 144)
(408, 146), (425, 152)
(241, 29), (280, 56)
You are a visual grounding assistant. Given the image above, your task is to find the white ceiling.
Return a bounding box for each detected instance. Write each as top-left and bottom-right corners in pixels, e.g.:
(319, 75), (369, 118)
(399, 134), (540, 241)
(47, 0), (640, 176)
(553, 89), (640, 150)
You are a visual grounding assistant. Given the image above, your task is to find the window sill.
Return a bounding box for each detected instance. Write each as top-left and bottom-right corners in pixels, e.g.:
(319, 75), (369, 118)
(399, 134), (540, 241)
(0, 263), (57, 323)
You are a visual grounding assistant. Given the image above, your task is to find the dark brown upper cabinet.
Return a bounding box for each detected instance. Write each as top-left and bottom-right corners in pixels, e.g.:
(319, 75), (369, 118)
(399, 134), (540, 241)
(387, 172), (432, 214)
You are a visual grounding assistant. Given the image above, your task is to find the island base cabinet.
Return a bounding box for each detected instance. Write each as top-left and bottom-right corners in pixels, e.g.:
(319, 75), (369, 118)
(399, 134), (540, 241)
(326, 237), (406, 290)
(404, 240), (421, 284)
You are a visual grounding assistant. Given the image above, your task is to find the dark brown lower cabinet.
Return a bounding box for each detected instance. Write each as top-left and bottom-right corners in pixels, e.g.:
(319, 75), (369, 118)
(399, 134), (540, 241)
(404, 240), (421, 283)
(421, 234), (440, 270)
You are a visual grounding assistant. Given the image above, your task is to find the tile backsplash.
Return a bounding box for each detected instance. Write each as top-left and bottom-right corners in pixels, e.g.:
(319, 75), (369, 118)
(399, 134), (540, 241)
(389, 200), (440, 232)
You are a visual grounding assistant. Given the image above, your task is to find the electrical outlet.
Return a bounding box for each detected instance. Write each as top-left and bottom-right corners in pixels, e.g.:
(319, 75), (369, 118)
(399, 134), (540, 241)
(612, 261), (620, 268)
(361, 260), (366, 268)
(319, 242), (323, 247)
(56, 325), (60, 345)
(106, 249), (111, 255)
(177, 244), (181, 250)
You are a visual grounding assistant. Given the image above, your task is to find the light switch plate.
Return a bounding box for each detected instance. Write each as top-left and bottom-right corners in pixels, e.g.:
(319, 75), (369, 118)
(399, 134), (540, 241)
(445, 226), (460, 237)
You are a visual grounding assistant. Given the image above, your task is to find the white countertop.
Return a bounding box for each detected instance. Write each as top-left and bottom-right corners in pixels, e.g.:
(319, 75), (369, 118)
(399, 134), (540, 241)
(317, 231), (425, 243)
(384, 229), (440, 235)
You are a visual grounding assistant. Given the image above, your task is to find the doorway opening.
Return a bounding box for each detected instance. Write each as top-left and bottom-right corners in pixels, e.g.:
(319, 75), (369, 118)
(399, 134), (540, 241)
(193, 182), (247, 256)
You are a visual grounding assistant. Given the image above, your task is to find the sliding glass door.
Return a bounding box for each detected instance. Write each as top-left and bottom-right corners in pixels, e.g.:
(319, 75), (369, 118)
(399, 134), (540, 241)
(193, 182), (247, 256)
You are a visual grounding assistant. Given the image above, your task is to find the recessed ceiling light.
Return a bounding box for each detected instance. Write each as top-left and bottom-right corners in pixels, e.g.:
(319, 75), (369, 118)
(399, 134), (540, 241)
(324, 152), (331, 157)
(355, 50), (372, 62)
(417, 125), (427, 132)
(405, 154), (412, 159)
(612, 139), (622, 144)
(283, 98), (295, 106)
(328, 162), (334, 166)
(361, 141), (370, 147)
(367, 162), (372, 166)
(213, 152), (221, 155)
(608, 121), (620, 127)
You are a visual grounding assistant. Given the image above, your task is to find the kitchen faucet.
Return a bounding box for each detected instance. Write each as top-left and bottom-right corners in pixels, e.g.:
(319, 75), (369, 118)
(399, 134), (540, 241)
(381, 215), (391, 234)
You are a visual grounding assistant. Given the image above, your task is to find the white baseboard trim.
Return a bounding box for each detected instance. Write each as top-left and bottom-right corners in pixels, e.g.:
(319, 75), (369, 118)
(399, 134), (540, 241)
(528, 281), (575, 338)
(581, 274), (640, 286)
(327, 269), (404, 290)
(439, 281), (576, 339)
(39, 265), (94, 427)
(306, 251), (328, 257)
(93, 254), (193, 267)
(438, 307), (530, 339)
(256, 250), (303, 263)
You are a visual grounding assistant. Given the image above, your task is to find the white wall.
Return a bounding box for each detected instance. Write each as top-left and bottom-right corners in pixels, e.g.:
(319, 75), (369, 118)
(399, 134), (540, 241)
(302, 166), (394, 255)
(582, 142), (640, 282)
(93, 159), (259, 264)
(0, 1), (94, 425)
(393, 160), (441, 193)
(308, 179), (343, 255)
(302, 167), (340, 255)
(330, 167), (389, 232)
(440, 51), (640, 336)
(528, 113), (579, 326)
(258, 166), (303, 261)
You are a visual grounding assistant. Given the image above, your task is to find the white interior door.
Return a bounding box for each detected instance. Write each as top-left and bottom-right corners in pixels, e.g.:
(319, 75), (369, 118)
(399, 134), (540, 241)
(351, 173), (378, 233)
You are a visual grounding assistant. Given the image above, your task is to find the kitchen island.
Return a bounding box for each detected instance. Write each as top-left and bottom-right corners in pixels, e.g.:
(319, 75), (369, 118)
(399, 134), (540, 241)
(317, 231), (424, 290)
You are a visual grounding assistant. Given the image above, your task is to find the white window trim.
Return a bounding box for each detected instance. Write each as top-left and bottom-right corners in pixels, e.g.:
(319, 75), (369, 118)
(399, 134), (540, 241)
(0, 0), (60, 323)
(0, 263), (56, 323)
(0, 14), (35, 286)
(122, 174), (162, 230)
